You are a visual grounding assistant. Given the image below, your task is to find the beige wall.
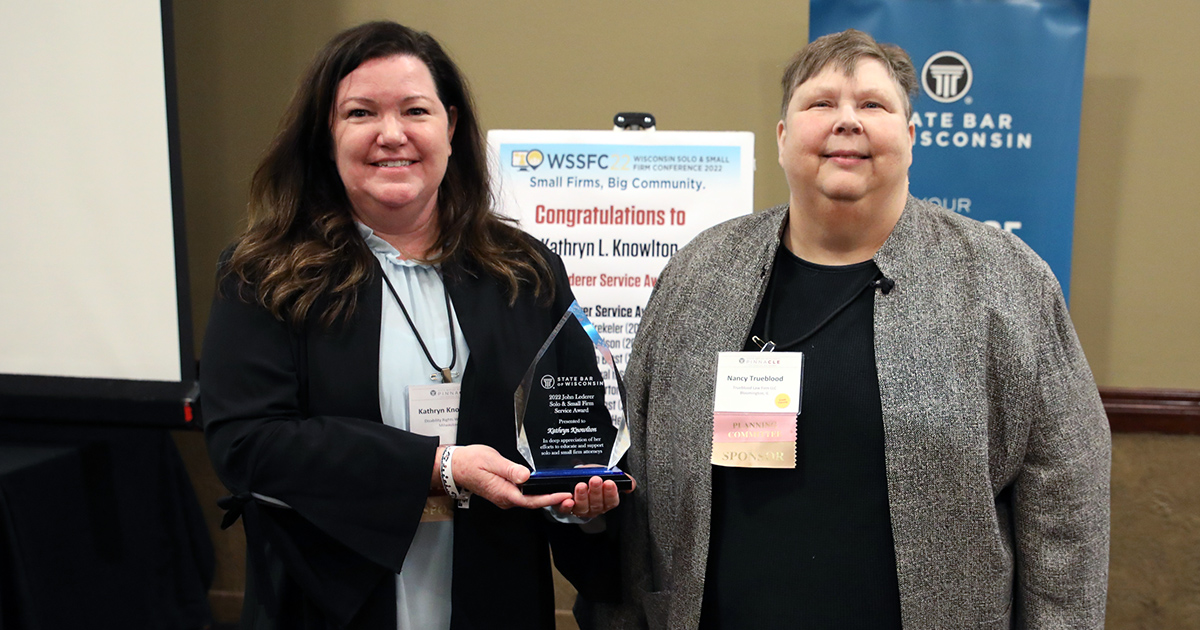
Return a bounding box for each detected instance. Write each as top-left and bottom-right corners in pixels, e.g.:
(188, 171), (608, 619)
(178, 0), (1200, 390)
(172, 0), (1200, 626)
(1072, 0), (1200, 389)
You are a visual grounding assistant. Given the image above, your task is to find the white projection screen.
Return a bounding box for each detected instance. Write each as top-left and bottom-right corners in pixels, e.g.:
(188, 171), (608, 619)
(0, 0), (194, 425)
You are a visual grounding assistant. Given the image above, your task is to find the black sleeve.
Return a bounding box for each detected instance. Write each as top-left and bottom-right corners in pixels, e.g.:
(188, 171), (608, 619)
(200, 265), (437, 579)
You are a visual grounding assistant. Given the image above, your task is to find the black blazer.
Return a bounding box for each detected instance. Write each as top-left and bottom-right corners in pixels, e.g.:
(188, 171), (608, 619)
(201, 244), (618, 629)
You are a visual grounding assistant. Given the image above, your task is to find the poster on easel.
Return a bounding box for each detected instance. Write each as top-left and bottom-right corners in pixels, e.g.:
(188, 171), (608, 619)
(488, 129), (755, 377)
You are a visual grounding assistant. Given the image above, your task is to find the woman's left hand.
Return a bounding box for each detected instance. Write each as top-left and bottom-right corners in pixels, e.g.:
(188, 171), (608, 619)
(555, 474), (636, 519)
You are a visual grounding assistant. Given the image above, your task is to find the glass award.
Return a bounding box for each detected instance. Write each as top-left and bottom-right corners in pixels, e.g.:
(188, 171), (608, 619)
(515, 301), (632, 494)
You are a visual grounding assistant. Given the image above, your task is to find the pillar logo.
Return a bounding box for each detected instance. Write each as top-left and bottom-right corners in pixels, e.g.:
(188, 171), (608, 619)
(511, 149), (544, 171)
(921, 51), (973, 103)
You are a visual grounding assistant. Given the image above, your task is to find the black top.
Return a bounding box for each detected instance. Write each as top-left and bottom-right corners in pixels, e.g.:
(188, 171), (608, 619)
(201, 242), (618, 630)
(699, 246), (902, 629)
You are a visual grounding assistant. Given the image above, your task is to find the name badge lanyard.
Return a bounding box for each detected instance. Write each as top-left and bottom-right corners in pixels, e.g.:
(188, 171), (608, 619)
(380, 268), (458, 383)
(753, 269), (887, 353)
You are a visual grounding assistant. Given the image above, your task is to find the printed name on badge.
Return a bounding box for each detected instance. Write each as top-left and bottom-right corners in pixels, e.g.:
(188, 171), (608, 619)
(711, 352), (803, 469)
(408, 383), (461, 445)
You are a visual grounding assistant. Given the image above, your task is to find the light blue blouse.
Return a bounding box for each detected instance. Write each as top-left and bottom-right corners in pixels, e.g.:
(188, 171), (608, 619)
(359, 223), (470, 630)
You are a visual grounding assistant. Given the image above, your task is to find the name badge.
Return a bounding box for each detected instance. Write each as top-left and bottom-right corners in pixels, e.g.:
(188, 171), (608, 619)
(408, 383), (461, 521)
(711, 351), (803, 469)
(408, 383), (461, 445)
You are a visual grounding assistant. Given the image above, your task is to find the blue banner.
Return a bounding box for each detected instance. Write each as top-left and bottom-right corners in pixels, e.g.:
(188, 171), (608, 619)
(810, 0), (1090, 301)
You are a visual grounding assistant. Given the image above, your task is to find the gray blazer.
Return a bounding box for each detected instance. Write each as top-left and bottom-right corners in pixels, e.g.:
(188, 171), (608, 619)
(592, 197), (1110, 629)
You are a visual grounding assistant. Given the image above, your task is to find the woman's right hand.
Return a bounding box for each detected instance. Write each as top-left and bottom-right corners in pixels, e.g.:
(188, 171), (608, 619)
(434, 445), (571, 509)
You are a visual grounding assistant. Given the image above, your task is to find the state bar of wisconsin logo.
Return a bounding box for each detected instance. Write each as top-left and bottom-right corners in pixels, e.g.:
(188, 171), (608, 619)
(511, 149), (544, 171)
(921, 51), (973, 103)
(540, 374), (555, 390)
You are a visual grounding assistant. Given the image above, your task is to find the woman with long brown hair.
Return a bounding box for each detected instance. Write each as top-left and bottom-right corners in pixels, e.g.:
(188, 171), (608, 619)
(201, 21), (622, 630)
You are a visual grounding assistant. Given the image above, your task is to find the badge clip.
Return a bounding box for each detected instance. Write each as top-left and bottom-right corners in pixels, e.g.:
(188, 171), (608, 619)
(751, 336), (776, 352)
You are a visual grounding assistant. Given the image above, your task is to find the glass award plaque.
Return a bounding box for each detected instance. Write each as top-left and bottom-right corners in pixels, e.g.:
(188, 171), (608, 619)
(515, 301), (632, 494)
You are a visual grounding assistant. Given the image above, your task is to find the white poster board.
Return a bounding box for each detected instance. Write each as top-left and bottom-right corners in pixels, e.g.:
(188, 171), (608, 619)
(489, 130), (754, 373)
(0, 0), (182, 382)
(0, 0), (195, 426)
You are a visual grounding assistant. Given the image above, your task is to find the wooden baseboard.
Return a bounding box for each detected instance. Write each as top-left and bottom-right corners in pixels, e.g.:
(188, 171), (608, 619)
(1100, 387), (1200, 434)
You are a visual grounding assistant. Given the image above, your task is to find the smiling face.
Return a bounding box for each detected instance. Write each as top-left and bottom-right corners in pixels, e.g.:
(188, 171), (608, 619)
(331, 54), (456, 239)
(777, 58), (914, 210)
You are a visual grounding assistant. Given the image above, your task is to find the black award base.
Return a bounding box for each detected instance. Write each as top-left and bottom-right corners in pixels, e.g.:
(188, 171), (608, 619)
(520, 467), (634, 495)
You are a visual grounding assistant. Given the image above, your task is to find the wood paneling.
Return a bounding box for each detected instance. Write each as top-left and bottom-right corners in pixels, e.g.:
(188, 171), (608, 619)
(1102, 387), (1200, 434)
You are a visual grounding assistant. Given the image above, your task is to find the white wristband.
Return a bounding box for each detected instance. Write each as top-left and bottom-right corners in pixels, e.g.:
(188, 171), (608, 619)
(440, 446), (471, 509)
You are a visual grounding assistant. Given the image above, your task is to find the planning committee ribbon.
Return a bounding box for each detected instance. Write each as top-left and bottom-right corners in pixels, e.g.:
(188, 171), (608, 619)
(711, 352), (804, 469)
